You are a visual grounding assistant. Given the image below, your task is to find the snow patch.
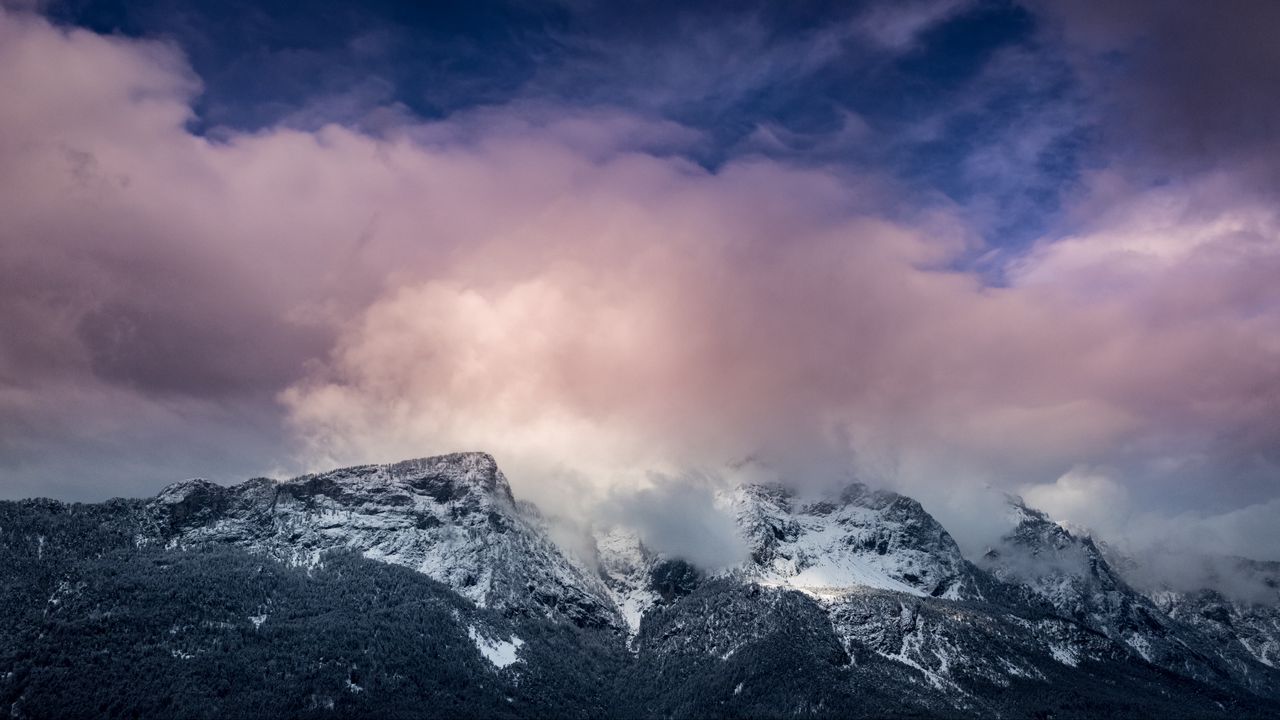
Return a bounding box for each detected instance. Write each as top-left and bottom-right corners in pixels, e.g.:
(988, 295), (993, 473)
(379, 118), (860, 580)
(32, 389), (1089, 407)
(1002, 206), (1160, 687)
(998, 657), (1037, 679)
(468, 626), (524, 669)
(1126, 633), (1154, 663)
(1049, 642), (1079, 667)
(1243, 637), (1276, 668)
(594, 527), (660, 637)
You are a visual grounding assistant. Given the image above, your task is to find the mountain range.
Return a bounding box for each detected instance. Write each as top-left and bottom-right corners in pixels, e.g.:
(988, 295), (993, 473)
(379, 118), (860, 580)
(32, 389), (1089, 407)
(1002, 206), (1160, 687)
(2, 452), (1277, 718)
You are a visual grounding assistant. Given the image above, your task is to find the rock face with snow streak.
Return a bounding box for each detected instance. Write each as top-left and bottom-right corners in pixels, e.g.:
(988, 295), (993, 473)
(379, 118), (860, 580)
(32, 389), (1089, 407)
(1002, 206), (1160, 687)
(1143, 558), (1280, 690)
(593, 527), (662, 634)
(151, 452), (620, 629)
(981, 500), (1153, 630)
(981, 500), (1280, 694)
(1155, 588), (1280, 670)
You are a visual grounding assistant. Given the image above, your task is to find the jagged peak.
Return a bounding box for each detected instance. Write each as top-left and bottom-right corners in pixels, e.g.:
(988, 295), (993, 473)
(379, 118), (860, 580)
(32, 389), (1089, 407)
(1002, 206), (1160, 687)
(832, 482), (930, 515)
(1000, 493), (1050, 524)
(155, 478), (225, 504)
(996, 495), (1081, 543)
(722, 479), (975, 600)
(385, 451), (501, 480)
(983, 497), (1144, 623)
(729, 481), (943, 529)
(149, 453), (521, 534)
(730, 480), (903, 508)
(153, 453), (510, 502)
(280, 451), (514, 504)
(729, 481), (795, 508)
(999, 503), (1121, 576)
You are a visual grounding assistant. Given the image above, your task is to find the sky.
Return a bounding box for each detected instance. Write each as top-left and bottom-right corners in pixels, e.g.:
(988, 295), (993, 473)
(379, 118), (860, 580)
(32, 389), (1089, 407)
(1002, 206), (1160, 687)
(1, 0), (1279, 569)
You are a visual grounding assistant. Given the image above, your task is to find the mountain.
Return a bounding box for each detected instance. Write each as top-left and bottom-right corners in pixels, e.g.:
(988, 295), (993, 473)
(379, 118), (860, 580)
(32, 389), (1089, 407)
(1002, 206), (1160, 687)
(1155, 586), (1280, 674)
(150, 453), (619, 629)
(721, 482), (983, 601)
(981, 500), (1175, 654)
(1141, 557), (1280, 685)
(980, 500), (1280, 696)
(2, 453), (1279, 718)
(592, 481), (985, 637)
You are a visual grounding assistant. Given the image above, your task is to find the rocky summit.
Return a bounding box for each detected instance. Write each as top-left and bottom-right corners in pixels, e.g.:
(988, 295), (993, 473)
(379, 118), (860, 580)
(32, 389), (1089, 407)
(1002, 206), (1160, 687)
(151, 453), (618, 629)
(2, 453), (1278, 719)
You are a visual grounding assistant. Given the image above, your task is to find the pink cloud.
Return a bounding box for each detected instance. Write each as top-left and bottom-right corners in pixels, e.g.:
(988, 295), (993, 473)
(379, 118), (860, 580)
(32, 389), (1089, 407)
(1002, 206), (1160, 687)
(1, 9), (1278, 560)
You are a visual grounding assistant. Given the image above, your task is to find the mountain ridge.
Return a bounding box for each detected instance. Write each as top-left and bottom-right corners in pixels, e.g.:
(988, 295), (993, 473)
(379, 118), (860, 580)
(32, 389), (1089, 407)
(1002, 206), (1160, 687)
(150, 452), (621, 629)
(3, 452), (1279, 718)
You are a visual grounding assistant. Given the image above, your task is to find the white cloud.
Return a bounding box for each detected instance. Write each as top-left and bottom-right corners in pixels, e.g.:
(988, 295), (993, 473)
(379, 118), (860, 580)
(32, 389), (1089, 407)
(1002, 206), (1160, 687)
(1020, 467), (1132, 534)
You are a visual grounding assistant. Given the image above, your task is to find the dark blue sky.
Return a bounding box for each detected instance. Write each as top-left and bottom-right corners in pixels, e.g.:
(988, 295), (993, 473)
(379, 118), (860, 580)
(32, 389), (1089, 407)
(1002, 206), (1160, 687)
(47, 0), (1087, 256)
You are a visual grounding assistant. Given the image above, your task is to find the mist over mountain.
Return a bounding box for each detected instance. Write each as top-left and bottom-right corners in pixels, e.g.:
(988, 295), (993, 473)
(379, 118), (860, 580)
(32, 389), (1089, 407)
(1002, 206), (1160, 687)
(3, 453), (1277, 718)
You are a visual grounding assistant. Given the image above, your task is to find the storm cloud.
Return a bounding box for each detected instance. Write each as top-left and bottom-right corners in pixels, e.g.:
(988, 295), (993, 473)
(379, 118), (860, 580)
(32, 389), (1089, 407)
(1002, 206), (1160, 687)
(0, 3), (1278, 569)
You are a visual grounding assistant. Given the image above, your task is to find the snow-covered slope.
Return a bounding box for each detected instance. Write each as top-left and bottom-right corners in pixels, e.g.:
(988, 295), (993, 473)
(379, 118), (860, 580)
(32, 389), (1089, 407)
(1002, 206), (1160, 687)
(593, 527), (661, 634)
(980, 499), (1280, 693)
(821, 589), (1123, 700)
(1155, 588), (1280, 671)
(593, 481), (983, 636)
(150, 452), (621, 629)
(980, 500), (1142, 626)
(720, 483), (981, 601)
(703, 483), (1136, 702)
(1140, 558), (1280, 689)
(981, 501), (1184, 659)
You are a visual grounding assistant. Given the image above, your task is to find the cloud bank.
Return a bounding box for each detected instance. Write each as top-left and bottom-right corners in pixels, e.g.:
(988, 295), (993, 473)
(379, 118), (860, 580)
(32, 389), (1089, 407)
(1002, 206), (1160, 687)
(0, 6), (1278, 567)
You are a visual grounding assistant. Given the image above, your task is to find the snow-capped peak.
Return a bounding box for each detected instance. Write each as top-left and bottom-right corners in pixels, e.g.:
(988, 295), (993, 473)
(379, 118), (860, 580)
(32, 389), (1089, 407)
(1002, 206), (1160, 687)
(149, 452), (622, 629)
(720, 482), (979, 601)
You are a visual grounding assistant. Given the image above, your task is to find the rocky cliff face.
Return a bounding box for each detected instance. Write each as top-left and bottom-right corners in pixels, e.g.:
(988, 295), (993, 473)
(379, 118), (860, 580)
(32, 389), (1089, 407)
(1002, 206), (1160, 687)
(593, 526), (663, 634)
(150, 452), (620, 629)
(1155, 588), (1280, 670)
(981, 501), (1161, 636)
(981, 500), (1280, 695)
(1143, 557), (1280, 695)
